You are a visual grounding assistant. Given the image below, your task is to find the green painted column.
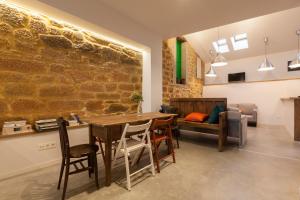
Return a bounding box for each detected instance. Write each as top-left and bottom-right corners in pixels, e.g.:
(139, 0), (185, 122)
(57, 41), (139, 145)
(176, 40), (182, 82)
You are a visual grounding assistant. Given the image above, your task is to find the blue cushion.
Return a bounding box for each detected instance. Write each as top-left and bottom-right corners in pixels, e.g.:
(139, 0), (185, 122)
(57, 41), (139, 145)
(207, 105), (225, 124)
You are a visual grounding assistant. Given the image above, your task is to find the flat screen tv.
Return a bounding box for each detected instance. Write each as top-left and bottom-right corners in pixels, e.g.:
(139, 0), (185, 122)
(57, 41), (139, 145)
(228, 72), (245, 83)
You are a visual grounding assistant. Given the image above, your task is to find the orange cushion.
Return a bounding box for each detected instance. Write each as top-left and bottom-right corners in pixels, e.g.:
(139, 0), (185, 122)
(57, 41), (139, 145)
(184, 112), (208, 122)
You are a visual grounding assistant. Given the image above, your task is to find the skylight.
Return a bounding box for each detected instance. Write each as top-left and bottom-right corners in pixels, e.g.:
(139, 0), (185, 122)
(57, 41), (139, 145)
(212, 38), (229, 53)
(230, 33), (248, 51)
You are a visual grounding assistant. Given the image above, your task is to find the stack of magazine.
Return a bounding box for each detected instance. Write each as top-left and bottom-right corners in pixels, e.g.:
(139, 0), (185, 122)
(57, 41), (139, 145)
(35, 119), (59, 132)
(2, 120), (32, 135)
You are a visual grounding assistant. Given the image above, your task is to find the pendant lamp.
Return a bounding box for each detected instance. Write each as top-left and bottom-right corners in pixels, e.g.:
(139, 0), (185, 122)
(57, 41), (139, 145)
(288, 30), (300, 69)
(258, 37), (274, 72)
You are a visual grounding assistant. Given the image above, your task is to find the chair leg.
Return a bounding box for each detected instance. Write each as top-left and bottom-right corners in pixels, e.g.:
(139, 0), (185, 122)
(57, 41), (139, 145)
(176, 136), (180, 149)
(94, 153), (99, 189)
(124, 151), (131, 191)
(57, 158), (65, 190)
(153, 142), (160, 173)
(169, 138), (176, 163)
(98, 140), (106, 164)
(61, 159), (70, 200)
(148, 145), (155, 176)
(88, 155), (92, 178)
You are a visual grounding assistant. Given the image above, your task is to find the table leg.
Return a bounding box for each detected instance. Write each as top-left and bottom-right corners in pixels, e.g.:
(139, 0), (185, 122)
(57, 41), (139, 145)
(104, 127), (112, 186)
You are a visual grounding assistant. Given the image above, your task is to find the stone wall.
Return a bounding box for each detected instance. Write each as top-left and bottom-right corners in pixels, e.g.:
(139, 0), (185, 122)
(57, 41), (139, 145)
(162, 38), (203, 103)
(0, 3), (142, 129)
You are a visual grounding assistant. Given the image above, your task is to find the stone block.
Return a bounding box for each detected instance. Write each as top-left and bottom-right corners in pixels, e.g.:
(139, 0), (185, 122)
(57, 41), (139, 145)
(49, 63), (66, 73)
(120, 54), (140, 65)
(86, 100), (104, 111)
(32, 75), (56, 84)
(79, 92), (95, 100)
(97, 46), (121, 62)
(0, 58), (46, 73)
(0, 23), (12, 35)
(0, 72), (27, 82)
(39, 85), (75, 97)
(109, 71), (131, 82)
(28, 19), (47, 34)
(40, 34), (73, 49)
(106, 104), (128, 113)
(48, 100), (83, 111)
(75, 42), (95, 52)
(4, 83), (36, 97)
(80, 82), (104, 92)
(118, 83), (134, 91)
(94, 74), (109, 82)
(69, 71), (94, 83)
(105, 83), (117, 91)
(97, 93), (120, 100)
(0, 6), (29, 27)
(14, 29), (35, 43)
(11, 99), (45, 114)
(0, 38), (10, 50)
(0, 100), (8, 114)
(48, 27), (62, 35)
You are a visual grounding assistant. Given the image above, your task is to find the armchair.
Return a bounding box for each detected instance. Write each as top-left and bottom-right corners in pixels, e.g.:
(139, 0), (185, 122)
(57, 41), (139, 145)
(228, 103), (257, 127)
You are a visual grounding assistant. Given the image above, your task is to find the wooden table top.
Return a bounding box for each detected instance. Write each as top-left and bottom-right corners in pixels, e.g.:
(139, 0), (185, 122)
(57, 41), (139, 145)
(83, 112), (176, 127)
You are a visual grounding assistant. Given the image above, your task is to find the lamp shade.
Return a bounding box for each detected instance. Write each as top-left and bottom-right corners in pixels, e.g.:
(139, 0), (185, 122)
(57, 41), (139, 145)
(211, 53), (227, 67)
(258, 57), (274, 71)
(289, 30), (300, 69)
(258, 37), (274, 72)
(205, 65), (217, 77)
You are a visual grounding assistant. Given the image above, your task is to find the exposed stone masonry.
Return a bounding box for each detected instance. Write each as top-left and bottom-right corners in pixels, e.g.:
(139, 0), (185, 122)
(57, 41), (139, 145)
(162, 38), (203, 104)
(0, 3), (142, 129)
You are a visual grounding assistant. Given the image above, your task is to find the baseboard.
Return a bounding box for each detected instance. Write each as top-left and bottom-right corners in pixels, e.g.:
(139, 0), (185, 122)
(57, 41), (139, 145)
(0, 159), (60, 181)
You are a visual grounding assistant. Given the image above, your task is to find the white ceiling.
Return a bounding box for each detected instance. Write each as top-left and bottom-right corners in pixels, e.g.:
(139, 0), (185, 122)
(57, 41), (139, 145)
(185, 6), (300, 62)
(97, 0), (300, 38)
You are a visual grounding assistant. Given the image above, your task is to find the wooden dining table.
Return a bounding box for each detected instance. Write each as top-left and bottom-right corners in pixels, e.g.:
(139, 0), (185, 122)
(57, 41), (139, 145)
(83, 112), (177, 186)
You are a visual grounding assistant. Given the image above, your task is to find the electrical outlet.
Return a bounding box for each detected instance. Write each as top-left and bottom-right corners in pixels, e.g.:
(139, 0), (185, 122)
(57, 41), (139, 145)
(38, 142), (56, 151)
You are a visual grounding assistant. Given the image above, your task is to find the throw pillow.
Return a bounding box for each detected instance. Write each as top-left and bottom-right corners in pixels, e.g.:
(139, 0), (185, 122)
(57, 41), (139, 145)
(207, 105), (224, 124)
(185, 112), (208, 122)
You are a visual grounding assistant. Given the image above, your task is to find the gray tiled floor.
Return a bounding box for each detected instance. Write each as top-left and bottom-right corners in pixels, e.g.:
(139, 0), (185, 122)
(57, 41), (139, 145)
(1, 125), (300, 200)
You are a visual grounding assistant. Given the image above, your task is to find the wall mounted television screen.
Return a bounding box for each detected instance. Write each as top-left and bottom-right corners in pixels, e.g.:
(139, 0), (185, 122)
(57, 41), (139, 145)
(228, 72), (245, 83)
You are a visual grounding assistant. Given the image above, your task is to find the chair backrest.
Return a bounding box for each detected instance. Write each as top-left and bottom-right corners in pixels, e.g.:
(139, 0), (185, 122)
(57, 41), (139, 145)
(151, 117), (173, 131)
(57, 117), (70, 157)
(116, 120), (152, 153)
(170, 98), (227, 117)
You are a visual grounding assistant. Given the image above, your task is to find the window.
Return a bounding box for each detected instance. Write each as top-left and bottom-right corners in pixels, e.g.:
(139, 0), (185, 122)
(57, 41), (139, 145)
(212, 38), (229, 53)
(230, 33), (248, 51)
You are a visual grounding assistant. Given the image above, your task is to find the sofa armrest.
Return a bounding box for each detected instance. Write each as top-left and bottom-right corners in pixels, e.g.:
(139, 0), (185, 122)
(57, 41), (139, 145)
(219, 111), (227, 129)
(252, 109), (257, 121)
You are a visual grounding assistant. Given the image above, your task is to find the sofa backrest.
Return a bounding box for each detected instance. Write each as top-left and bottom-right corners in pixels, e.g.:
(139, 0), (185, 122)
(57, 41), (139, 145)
(170, 98), (227, 117)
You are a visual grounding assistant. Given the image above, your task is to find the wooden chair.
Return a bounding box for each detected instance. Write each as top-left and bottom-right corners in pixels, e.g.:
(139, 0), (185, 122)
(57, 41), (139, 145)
(150, 117), (176, 173)
(57, 117), (99, 200)
(112, 120), (155, 190)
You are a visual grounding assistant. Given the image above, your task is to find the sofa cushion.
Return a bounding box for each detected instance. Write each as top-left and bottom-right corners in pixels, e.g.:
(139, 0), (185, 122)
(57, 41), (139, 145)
(239, 104), (256, 115)
(185, 112), (208, 122)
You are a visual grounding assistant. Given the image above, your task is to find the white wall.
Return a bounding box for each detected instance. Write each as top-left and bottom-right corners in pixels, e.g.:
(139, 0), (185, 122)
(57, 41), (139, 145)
(205, 50), (300, 85)
(0, 128), (89, 180)
(203, 49), (300, 137)
(203, 78), (300, 138)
